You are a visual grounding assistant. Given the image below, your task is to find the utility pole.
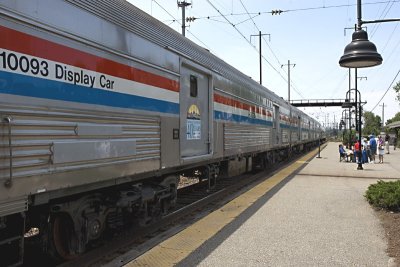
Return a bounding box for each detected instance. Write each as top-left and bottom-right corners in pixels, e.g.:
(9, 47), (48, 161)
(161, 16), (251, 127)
(281, 60), (295, 102)
(177, 1), (191, 36)
(250, 32), (270, 85)
(334, 114), (336, 131)
(380, 103), (387, 132)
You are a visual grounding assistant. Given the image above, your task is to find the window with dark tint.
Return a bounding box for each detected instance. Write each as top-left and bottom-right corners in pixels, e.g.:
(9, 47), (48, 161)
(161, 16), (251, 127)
(190, 75), (198, 97)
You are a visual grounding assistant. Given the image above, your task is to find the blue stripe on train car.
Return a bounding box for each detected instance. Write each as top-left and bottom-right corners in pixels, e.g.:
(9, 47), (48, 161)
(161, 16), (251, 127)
(214, 110), (274, 126)
(0, 71), (180, 114)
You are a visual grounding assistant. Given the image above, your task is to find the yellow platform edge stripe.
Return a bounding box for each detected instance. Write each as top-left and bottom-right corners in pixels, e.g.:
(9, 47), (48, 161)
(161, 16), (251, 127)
(126, 146), (322, 267)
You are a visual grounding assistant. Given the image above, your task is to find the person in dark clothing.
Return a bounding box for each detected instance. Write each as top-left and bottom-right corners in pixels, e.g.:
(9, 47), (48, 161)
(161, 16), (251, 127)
(369, 135), (377, 163)
(362, 145), (368, 163)
(385, 133), (390, 154)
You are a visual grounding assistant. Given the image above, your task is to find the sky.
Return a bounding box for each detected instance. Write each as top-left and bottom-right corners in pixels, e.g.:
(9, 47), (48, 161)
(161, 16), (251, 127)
(126, 0), (400, 128)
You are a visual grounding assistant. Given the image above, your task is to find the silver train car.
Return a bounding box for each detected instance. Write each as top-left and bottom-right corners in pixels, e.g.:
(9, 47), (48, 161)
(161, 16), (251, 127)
(0, 0), (323, 264)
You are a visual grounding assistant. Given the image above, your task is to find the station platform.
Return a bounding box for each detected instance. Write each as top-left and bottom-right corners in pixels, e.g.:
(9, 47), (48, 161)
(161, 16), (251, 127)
(126, 142), (400, 266)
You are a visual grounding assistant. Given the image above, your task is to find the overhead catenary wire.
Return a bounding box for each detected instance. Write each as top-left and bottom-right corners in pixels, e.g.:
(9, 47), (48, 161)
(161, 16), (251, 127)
(206, 0), (291, 88)
(238, 0), (282, 67)
(370, 68), (400, 112)
(145, 0), (398, 120)
(177, 0), (400, 22)
(238, 1), (305, 99)
(370, 0), (396, 37)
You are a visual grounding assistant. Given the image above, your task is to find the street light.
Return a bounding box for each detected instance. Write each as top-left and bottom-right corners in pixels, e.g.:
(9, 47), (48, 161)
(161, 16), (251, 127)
(338, 0), (399, 169)
(340, 0), (400, 68)
(341, 87), (363, 169)
(341, 110), (349, 145)
(340, 118), (346, 143)
(339, 0), (383, 68)
(339, 29), (382, 68)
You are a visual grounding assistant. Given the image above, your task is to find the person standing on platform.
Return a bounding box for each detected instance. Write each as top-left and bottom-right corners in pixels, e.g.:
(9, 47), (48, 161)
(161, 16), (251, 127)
(366, 137), (372, 162)
(378, 142), (385, 163)
(369, 135), (377, 163)
(394, 135), (397, 150)
(354, 139), (361, 164)
(385, 133), (390, 154)
(378, 135), (384, 152)
(362, 145), (368, 163)
(362, 138), (369, 163)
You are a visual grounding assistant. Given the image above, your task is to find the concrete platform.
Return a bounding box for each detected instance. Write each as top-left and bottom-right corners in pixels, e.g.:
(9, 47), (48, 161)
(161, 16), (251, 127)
(126, 142), (400, 267)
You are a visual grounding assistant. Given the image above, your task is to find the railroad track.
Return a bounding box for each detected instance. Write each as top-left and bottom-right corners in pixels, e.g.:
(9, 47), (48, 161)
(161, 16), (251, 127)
(23, 150), (315, 267)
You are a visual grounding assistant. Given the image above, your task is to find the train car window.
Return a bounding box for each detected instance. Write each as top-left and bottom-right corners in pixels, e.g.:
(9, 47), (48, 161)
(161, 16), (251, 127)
(190, 75), (198, 97)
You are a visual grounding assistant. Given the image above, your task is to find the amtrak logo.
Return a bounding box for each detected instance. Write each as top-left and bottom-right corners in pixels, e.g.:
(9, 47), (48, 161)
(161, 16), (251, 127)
(187, 104), (200, 120)
(187, 104), (201, 140)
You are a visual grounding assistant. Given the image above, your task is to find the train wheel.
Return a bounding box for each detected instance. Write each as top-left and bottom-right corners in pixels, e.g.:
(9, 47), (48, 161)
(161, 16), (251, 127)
(49, 213), (79, 261)
(161, 175), (178, 210)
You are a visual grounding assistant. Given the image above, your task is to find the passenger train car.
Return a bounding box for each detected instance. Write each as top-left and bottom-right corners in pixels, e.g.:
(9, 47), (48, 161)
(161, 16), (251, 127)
(0, 0), (323, 264)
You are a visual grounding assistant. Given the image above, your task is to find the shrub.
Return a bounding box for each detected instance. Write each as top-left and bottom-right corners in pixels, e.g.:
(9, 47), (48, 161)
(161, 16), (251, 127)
(365, 180), (400, 211)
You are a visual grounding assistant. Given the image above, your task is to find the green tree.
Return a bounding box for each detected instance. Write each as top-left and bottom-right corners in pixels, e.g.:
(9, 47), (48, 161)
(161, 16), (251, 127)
(386, 112), (400, 125)
(363, 111), (381, 136)
(394, 81), (400, 102)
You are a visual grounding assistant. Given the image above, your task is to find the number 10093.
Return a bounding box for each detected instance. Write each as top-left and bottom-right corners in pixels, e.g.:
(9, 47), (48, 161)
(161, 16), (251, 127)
(0, 50), (49, 77)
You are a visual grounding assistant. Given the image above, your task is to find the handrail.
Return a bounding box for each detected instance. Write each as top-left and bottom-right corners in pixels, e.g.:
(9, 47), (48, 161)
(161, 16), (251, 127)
(3, 116), (13, 187)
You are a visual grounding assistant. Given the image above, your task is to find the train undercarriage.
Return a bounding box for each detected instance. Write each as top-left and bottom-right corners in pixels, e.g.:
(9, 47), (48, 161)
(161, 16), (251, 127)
(0, 140), (322, 265)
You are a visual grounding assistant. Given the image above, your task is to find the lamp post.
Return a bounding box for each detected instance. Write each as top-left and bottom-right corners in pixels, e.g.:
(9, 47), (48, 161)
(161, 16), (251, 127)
(341, 110), (349, 144)
(340, 118), (345, 143)
(354, 70), (363, 169)
(338, 0), (400, 169)
(342, 87), (363, 169)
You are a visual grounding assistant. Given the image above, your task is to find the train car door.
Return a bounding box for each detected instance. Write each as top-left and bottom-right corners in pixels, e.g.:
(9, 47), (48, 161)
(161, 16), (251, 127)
(273, 104), (280, 145)
(180, 64), (210, 158)
(298, 116), (301, 142)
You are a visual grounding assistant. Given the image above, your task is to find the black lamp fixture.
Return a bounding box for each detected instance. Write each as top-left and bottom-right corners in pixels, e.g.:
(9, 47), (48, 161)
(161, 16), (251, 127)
(339, 29), (382, 68)
(339, 0), (386, 68)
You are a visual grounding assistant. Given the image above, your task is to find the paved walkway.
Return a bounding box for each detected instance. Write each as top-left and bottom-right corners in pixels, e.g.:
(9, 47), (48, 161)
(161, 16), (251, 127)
(126, 142), (400, 267)
(178, 142), (400, 267)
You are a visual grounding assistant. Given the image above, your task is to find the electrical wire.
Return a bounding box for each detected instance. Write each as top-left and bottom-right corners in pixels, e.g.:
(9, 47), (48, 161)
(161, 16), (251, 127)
(370, 68), (400, 112)
(206, 0), (290, 87)
(149, 0), (399, 109)
(238, 0), (282, 67)
(237, 0), (305, 99)
(370, 0), (396, 37)
(189, 0), (400, 21)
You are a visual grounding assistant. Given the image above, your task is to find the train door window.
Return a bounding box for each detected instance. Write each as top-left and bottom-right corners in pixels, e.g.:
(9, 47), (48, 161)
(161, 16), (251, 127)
(190, 75), (198, 97)
(298, 116), (301, 138)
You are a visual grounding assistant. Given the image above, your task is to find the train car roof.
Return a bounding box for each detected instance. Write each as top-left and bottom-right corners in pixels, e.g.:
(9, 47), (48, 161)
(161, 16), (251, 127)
(65, 0), (320, 126)
(65, 0), (281, 97)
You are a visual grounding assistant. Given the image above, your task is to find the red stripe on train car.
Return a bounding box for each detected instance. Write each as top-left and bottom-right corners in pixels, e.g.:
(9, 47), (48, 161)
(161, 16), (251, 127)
(214, 93), (272, 117)
(0, 25), (179, 92)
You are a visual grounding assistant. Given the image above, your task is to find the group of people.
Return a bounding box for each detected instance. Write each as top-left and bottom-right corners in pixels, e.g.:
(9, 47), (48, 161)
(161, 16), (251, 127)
(339, 133), (396, 164)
